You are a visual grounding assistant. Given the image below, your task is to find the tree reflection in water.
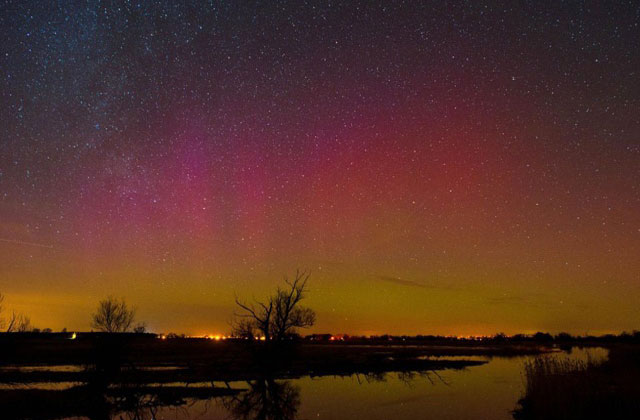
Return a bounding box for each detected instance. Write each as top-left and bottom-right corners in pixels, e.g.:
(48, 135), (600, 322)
(224, 377), (301, 420)
(1, 334), (446, 420)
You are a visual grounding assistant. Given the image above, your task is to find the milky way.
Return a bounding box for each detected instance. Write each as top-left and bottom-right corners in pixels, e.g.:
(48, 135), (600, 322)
(1, 1), (639, 335)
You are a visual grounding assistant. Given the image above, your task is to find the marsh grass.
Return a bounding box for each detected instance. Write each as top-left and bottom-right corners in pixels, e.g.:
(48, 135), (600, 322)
(514, 347), (640, 419)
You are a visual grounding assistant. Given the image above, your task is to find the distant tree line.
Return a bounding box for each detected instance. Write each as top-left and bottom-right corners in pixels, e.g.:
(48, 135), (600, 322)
(3, 280), (640, 347)
(302, 331), (640, 345)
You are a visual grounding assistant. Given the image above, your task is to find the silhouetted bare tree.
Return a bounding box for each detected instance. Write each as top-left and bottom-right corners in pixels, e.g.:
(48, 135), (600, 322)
(91, 296), (136, 333)
(233, 270), (316, 341)
(6, 312), (31, 332)
(232, 318), (257, 340)
(1, 293), (32, 332)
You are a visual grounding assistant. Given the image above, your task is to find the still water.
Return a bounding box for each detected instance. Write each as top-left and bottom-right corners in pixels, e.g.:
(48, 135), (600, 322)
(62, 347), (602, 420)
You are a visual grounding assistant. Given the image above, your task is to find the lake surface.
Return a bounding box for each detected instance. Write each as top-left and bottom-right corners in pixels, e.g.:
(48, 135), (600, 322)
(54, 347), (605, 420)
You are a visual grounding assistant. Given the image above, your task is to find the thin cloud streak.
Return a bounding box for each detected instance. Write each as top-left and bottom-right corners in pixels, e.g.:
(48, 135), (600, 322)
(376, 275), (452, 290)
(0, 238), (54, 249)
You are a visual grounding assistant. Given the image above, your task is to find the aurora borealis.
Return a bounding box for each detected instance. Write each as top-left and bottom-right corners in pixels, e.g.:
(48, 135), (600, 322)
(0, 1), (639, 336)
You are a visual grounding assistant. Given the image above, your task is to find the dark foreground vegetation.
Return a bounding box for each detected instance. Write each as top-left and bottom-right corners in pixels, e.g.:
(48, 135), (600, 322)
(513, 345), (640, 420)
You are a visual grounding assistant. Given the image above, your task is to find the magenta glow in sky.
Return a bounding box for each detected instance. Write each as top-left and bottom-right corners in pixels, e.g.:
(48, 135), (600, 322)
(1, 1), (639, 335)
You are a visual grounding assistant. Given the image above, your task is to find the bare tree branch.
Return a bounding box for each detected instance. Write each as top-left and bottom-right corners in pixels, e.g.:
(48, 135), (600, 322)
(6, 310), (31, 332)
(91, 296), (136, 332)
(1, 294), (33, 332)
(232, 270), (315, 342)
(6, 310), (17, 333)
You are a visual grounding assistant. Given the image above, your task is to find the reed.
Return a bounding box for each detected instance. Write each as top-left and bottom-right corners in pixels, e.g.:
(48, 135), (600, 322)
(514, 348), (640, 419)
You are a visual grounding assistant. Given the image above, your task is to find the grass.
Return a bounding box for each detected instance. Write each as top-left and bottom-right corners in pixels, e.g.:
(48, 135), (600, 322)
(514, 346), (640, 419)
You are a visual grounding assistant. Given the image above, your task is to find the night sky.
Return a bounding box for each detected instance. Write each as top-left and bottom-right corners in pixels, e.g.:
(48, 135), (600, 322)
(1, 1), (639, 336)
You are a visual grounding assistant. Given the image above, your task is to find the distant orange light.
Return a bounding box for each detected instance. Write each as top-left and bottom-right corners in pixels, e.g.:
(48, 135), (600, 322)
(206, 334), (225, 340)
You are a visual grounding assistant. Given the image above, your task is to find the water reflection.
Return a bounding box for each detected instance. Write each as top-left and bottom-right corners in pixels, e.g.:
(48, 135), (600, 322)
(0, 336), (240, 420)
(0, 347), (612, 420)
(224, 378), (301, 420)
(0, 381), (239, 420)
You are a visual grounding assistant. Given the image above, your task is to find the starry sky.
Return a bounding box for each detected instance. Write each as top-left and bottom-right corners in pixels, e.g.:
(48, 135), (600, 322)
(1, 1), (639, 336)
